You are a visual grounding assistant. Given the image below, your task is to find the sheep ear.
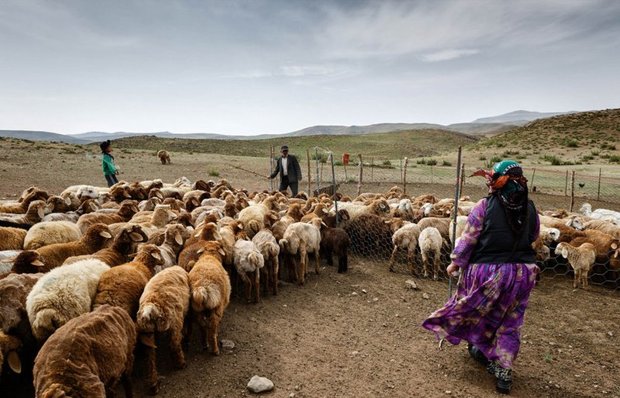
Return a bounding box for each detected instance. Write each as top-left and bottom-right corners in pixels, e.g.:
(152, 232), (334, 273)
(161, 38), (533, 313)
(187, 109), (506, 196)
(64, 197), (72, 206)
(100, 231), (113, 239)
(218, 248), (226, 256)
(151, 251), (163, 261)
(37, 207), (45, 219)
(31, 260), (45, 267)
(169, 212), (178, 220)
(611, 242), (618, 250)
(174, 232), (183, 245)
(561, 247), (568, 258)
(8, 351), (21, 374)
(196, 248), (205, 255)
(130, 232), (144, 242)
(194, 232), (201, 238)
(214, 231), (222, 241)
(139, 334), (157, 348)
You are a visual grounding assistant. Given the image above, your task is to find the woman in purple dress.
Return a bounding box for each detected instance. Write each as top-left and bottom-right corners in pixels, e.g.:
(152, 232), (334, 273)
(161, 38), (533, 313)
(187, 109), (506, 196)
(422, 160), (539, 394)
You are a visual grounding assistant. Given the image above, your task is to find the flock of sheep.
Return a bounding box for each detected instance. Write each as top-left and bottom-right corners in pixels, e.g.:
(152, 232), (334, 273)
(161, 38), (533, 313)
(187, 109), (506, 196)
(0, 176), (619, 397)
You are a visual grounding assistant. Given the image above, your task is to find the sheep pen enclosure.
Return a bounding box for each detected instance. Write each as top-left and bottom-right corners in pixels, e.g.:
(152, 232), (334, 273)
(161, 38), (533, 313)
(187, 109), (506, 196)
(0, 139), (619, 398)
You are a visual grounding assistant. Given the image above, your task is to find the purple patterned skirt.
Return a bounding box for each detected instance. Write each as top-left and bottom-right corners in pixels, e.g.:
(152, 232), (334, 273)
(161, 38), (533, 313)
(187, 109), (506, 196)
(422, 263), (538, 368)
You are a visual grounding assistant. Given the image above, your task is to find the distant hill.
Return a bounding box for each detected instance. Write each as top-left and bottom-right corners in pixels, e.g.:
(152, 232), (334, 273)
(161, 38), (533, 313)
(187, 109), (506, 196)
(114, 129), (478, 158)
(0, 130), (89, 144)
(472, 110), (573, 125)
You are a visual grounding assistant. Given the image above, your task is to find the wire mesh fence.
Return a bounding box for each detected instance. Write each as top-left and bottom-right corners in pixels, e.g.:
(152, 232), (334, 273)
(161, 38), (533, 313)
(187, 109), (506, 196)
(267, 146), (620, 291)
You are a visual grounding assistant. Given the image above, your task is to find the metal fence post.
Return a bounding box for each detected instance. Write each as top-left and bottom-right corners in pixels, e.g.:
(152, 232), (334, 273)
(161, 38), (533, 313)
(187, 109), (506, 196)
(269, 146), (274, 191)
(403, 157), (409, 194)
(459, 163), (465, 195)
(357, 154), (363, 196)
(449, 147), (463, 298)
(329, 152), (339, 225)
(564, 170), (569, 196)
(371, 157), (374, 183)
(315, 147), (320, 195)
(597, 168), (602, 201)
(570, 170), (576, 212)
(530, 168), (536, 193)
(306, 148), (311, 196)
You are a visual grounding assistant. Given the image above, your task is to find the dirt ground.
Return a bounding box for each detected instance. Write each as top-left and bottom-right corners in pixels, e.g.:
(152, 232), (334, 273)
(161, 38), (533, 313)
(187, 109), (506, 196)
(1, 141), (619, 397)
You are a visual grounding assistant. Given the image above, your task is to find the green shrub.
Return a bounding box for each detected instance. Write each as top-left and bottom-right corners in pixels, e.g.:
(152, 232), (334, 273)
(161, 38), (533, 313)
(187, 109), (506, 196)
(590, 150), (600, 156)
(601, 143), (616, 150)
(382, 160), (392, 166)
(208, 169), (220, 177)
(542, 155), (562, 165)
(609, 155), (620, 163)
(416, 159), (426, 165)
(562, 138), (579, 148)
(442, 160), (452, 166)
(478, 155), (487, 161)
(426, 159), (437, 166)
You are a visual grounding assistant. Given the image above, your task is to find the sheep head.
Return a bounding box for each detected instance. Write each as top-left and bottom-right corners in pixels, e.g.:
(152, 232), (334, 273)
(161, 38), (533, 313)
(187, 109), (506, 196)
(12, 251), (45, 274)
(83, 224), (113, 248)
(0, 331), (22, 374)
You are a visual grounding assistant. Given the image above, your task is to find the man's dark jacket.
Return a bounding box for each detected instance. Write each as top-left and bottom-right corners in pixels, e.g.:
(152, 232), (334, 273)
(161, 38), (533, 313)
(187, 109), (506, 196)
(270, 155), (302, 182)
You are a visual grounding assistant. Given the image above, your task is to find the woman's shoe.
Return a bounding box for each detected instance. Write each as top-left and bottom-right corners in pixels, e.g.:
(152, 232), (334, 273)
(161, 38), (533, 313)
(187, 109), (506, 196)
(467, 343), (489, 366)
(487, 362), (512, 394)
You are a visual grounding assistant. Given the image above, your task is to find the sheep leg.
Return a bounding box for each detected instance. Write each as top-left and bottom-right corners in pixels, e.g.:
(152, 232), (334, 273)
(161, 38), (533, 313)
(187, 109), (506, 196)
(272, 256), (279, 295)
(298, 249), (307, 285)
(254, 269), (261, 303)
(237, 271), (253, 303)
(338, 253), (348, 273)
(326, 248), (334, 266)
(196, 312), (209, 350)
(433, 250), (440, 281)
(389, 245), (398, 272)
(145, 341), (160, 395)
(122, 370), (134, 398)
(170, 320), (186, 369)
(208, 309), (224, 356)
(408, 246), (418, 276)
(314, 251), (320, 275)
(183, 310), (193, 350)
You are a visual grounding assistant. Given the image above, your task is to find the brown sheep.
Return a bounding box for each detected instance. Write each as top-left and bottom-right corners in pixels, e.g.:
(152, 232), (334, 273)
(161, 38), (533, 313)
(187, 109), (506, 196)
(46, 194), (74, 213)
(0, 200), (48, 229)
(33, 305), (136, 398)
(157, 149), (171, 164)
(64, 224), (148, 267)
(179, 222), (221, 271)
(76, 200), (139, 234)
(93, 244), (164, 317)
(12, 223), (113, 273)
(137, 265), (190, 395)
(321, 208), (351, 228)
(569, 230), (620, 270)
(0, 189), (48, 214)
(320, 226), (350, 273)
(188, 241), (230, 355)
(0, 227), (27, 250)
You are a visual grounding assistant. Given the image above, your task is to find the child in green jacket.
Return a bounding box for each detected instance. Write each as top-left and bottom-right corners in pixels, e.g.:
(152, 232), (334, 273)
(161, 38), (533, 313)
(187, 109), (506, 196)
(100, 140), (119, 187)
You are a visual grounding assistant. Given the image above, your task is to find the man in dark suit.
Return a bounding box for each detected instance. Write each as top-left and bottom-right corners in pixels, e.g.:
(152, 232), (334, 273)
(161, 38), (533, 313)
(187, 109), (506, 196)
(269, 145), (302, 196)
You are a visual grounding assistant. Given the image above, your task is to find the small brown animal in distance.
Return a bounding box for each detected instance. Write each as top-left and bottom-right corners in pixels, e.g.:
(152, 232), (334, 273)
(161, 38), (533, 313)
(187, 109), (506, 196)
(157, 150), (171, 165)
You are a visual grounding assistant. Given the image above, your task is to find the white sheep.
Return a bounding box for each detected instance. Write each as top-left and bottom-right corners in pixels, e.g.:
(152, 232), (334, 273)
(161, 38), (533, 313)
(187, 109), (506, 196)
(580, 203), (620, 225)
(233, 239), (265, 303)
(554, 242), (597, 289)
(23, 221), (82, 250)
(389, 222), (421, 274)
(26, 259), (110, 341)
(279, 219), (322, 286)
(237, 196), (278, 237)
(332, 198), (390, 220)
(252, 229), (280, 296)
(419, 227), (443, 280)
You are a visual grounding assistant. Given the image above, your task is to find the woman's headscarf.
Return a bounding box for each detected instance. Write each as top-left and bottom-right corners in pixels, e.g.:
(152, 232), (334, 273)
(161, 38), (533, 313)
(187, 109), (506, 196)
(472, 160), (529, 234)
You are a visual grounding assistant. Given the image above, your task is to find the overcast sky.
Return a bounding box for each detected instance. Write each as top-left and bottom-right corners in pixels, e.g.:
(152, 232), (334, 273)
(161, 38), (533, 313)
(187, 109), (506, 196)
(1, 0), (619, 135)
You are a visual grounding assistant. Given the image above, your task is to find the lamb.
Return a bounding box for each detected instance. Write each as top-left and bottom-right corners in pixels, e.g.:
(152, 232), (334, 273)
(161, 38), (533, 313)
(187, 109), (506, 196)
(419, 227), (443, 280)
(26, 259), (110, 341)
(12, 223), (113, 273)
(0, 200), (47, 229)
(178, 222), (221, 271)
(33, 305), (136, 398)
(300, 202), (330, 222)
(93, 244), (164, 317)
(568, 230), (620, 270)
(279, 218), (322, 286)
(0, 227), (27, 250)
(157, 149), (171, 164)
(580, 203), (620, 224)
(321, 208), (350, 228)
(233, 239), (265, 303)
(0, 189), (48, 214)
(188, 241), (230, 356)
(252, 229), (280, 295)
(389, 222), (422, 274)
(137, 265), (190, 395)
(319, 225), (350, 273)
(334, 198), (390, 220)
(23, 220), (82, 250)
(154, 224), (189, 272)
(554, 242), (597, 288)
(418, 217), (451, 240)
(0, 273), (43, 377)
(46, 194), (75, 213)
(76, 200), (139, 234)
(64, 224), (147, 267)
(237, 196), (279, 238)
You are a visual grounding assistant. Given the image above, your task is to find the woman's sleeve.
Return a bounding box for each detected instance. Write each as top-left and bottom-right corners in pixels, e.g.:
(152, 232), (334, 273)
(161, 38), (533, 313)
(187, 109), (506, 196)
(451, 198), (487, 268)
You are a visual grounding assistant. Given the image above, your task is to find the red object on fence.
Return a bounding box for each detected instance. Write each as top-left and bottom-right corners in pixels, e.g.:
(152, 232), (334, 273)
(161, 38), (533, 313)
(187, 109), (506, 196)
(342, 153), (350, 165)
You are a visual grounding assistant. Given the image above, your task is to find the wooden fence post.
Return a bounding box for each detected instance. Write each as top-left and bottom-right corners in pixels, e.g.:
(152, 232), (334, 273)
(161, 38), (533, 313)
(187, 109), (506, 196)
(371, 157), (374, 183)
(597, 168), (602, 201)
(306, 148), (311, 196)
(269, 146), (274, 191)
(459, 163), (465, 195)
(570, 170), (576, 212)
(564, 170), (569, 196)
(315, 147), (320, 195)
(403, 157), (409, 194)
(357, 154), (363, 196)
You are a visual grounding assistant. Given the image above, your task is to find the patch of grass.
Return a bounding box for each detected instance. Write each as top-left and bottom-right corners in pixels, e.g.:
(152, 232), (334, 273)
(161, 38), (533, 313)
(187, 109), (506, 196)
(542, 155), (562, 165)
(590, 150), (600, 156)
(478, 155), (487, 161)
(441, 160), (452, 166)
(208, 169), (220, 177)
(562, 138), (579, 147)
(609, 155), (620, 163)
(601, 142), (616, 150)
(382, 159), (392, 166)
